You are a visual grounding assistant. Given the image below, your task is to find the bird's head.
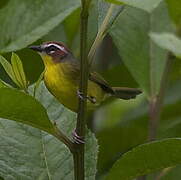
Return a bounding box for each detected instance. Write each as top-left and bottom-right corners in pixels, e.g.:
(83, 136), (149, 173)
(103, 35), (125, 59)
(29, 41), (71, 65)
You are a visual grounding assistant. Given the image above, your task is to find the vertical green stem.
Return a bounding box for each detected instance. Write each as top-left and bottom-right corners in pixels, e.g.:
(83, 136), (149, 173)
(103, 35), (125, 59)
(74, 0), (91, 180)
(148, 53), (172, 141)
(76, 0), (90, 137)
(148, 96), (160, 141)
(137, 55), (173, 180)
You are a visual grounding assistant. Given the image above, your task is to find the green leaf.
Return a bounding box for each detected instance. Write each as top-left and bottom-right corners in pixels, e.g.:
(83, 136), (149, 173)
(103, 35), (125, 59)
(0, 83), (98, 179)
(87, 1), (99, 49)
(150, 33), (181, 58)
(0, 87), (54, 134)
(0, 0), (80, 53)
(64, 8), (80, 47)
(159, 166), (181, 180)
(0, 55), (20, 86)
(33, 70), (45, 97)
(105, 0), (162, 12)
(3, 47), (44, 85)
(110, 1), (173, 97)
(0, 79), (7, 88)
(97, 80), (181, 175)
(166, 0), (181, 25)
(106, 138), (181, 180)
(11, 52), (28, 90)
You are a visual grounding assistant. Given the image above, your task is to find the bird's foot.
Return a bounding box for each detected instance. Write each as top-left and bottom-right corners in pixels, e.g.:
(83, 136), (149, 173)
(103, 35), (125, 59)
(77, 90), (84, 101)
(77, 90), (96, 104)
(72, 130), (85, 144)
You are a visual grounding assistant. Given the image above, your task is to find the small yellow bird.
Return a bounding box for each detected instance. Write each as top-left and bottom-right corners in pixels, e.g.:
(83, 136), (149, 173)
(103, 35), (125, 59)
(30, 41), (141, 113)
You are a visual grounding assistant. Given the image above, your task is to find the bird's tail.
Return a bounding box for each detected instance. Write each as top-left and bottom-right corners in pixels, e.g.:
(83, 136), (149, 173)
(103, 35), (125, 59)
(111, 87), (142, 100)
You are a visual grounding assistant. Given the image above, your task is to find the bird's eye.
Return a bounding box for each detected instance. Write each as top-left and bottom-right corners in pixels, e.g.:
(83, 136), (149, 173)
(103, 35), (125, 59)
(46, 45), (57, 54)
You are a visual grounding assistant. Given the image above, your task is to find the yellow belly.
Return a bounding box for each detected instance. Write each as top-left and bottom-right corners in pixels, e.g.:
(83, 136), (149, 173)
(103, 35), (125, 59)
(44, 64), (106, 112)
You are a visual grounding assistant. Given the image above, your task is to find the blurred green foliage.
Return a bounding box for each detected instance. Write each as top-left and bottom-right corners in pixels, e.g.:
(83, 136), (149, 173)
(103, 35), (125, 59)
(0, 83), (98, 179)
(0, 0), (181, 179)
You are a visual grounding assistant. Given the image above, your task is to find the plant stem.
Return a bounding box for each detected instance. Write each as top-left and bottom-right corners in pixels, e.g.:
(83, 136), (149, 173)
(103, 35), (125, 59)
(74, 0), (91, 179)
(148, 96), (160, 141)
(138, 54), (173, 180)
(76, 0), (90, 137)
(73, 148), (84, 180)
(88, 4), (124, 66)
(148, 53), (172, 141)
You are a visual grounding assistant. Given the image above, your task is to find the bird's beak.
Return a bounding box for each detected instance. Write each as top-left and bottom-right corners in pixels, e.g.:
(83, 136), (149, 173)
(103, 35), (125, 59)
(29, 45), (43, 52)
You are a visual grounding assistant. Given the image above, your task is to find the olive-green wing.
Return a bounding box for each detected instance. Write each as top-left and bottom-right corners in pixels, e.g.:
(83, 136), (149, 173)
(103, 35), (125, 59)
(89, 72), (142, 99)
(89, 72), (114, 94)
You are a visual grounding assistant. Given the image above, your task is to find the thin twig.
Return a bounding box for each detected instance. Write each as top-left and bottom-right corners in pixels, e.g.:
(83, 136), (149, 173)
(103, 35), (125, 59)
(74, 0), (91, 180)
(76, 0), (90, 139)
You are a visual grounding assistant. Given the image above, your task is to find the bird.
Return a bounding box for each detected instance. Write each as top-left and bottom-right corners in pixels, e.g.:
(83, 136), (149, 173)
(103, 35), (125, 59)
(30, 41), (141, 143)
(30, 41), (142, 112)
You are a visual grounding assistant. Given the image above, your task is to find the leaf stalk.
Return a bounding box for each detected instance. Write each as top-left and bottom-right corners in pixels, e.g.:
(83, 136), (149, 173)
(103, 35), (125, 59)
(88, 4), (124, 66)
(148, 53), (173, 141)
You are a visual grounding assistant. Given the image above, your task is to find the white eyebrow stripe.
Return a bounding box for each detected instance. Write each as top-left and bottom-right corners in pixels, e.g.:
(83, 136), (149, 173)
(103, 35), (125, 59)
(45, 43), (67, 53)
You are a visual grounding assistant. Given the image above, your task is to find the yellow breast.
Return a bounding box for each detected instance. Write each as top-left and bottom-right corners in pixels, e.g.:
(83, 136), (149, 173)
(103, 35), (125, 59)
(44, 63), (79, 112)
(42, 55), (106, 112)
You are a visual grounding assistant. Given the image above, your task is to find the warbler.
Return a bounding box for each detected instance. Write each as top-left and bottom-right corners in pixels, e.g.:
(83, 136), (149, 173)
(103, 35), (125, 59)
(30, 42), (142, 113)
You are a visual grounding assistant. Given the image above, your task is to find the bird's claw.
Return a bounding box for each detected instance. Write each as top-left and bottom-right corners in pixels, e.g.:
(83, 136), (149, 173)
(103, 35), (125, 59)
(77, 90), (96, 104)
(72, 130), (85, 144)
(77, 90), (84, 100)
